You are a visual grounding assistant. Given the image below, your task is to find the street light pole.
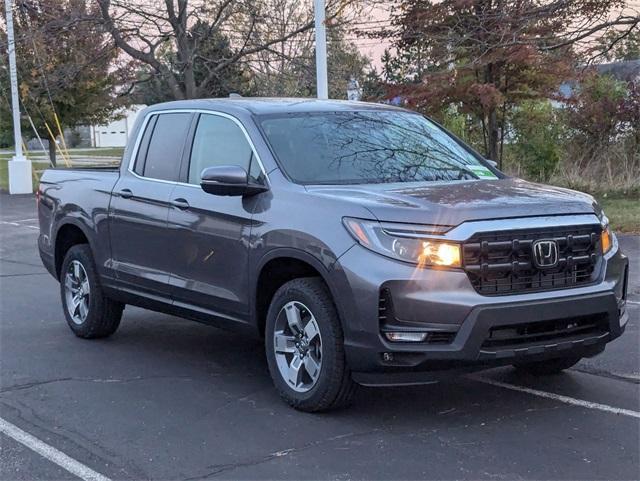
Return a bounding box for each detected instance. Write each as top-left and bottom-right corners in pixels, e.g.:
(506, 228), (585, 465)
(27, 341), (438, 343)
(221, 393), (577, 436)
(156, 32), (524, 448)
(314, 0), (328, 100)
(5, 0), (32, 194)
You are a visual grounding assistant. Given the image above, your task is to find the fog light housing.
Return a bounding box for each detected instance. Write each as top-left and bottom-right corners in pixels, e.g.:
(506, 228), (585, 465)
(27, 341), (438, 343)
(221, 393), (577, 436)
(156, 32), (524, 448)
(384, 332), (428, 342)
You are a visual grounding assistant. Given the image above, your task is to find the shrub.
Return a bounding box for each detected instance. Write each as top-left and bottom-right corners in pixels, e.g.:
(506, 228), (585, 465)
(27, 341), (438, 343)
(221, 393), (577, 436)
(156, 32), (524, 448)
(565, 72), (630, 150)
(439, 105), (486, 155)
(557, 73), (640, 194)
(510, 100), (564, 182)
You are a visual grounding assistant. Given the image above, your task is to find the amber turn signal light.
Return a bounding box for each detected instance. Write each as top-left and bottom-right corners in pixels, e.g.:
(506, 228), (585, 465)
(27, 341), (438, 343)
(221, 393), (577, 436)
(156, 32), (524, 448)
(601, 226), (612, 254)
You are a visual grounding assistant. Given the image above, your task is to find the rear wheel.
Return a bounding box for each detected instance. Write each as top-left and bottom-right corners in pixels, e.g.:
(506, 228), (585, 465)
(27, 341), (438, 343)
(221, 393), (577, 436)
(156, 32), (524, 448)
(60, 244), (124, 338)
(513, 356), (581, 375)
(265, 277), (356, 412)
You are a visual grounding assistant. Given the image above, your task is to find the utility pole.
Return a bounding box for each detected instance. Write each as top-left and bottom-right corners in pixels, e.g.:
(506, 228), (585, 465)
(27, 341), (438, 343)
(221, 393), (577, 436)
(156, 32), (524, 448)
(314, 0), (328, 99)
(5, 0), (32, 194)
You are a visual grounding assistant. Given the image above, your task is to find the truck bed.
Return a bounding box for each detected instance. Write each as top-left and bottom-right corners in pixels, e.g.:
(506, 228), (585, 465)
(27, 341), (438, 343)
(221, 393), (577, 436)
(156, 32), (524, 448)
(37, 167), (122, 261)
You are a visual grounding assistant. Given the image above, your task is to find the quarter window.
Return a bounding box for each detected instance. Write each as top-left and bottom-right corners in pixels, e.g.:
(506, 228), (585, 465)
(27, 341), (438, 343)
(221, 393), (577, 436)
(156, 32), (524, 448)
(133, 116), (156, 176)
(188, 114), (257, 184)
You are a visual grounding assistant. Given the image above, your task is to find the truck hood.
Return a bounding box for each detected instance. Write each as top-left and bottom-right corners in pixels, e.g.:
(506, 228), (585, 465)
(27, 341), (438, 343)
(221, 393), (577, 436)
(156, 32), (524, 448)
(305, 178), (599, 226)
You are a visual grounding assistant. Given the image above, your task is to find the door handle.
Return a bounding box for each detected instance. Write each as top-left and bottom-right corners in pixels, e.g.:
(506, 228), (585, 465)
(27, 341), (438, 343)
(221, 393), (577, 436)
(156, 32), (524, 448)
(171, 198), (190, 210)
(119, 188), (133, 199)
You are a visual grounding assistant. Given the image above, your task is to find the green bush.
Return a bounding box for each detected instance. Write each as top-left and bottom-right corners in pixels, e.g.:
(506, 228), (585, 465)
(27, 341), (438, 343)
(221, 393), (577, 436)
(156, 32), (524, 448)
(510, 100), (564, 182)
(439, 105), (486, 154)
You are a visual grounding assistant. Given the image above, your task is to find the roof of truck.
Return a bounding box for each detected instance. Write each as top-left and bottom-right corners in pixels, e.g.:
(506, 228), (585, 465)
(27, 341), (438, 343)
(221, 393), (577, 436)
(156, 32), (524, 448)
(142, 97), (408, 116)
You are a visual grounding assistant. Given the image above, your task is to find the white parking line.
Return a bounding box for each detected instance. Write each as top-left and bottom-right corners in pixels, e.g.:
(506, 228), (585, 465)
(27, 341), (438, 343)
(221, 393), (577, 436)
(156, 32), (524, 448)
(0, 221), (39, 230)
(0, 417), (112, 481)
(627, 300), (640, 306)
(471, 376), (640, 419)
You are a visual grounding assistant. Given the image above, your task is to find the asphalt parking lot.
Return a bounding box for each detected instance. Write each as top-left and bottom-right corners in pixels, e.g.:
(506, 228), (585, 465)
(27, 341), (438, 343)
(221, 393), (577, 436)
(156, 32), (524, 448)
(1, 192), (638, 480)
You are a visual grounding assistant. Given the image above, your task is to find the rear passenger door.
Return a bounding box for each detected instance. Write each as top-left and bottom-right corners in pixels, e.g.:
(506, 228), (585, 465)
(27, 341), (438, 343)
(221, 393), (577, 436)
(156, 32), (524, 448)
(167, 112), (267, 322)
(109, 111), (194, 297)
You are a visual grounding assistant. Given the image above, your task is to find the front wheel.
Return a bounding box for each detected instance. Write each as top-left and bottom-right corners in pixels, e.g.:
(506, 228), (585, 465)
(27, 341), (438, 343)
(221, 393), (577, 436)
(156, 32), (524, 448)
(60, 244), (124, 339)
(512, 356), (581, 375)
(265, 277), (356, 412)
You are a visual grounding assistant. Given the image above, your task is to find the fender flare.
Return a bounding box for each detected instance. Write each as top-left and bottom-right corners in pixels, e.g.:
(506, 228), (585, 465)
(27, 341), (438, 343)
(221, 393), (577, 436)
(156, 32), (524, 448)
(251, 247), (349, 332)
(52, 218), (97, 277)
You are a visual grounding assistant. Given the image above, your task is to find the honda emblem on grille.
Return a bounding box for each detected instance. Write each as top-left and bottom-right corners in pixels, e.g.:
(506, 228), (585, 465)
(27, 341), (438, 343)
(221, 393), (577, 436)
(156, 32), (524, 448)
(532, 240), (559, 268)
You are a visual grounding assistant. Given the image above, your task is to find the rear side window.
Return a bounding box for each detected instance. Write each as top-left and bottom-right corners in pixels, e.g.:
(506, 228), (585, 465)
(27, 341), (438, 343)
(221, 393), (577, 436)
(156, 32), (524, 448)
(132, 116), (156, 176)
(140, 113), (191, 181)
(188, 114), (255, 184)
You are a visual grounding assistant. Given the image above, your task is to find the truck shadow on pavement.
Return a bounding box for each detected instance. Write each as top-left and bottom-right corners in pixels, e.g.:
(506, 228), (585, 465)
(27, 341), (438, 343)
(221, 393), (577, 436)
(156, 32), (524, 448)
(94, 307), (572, 423)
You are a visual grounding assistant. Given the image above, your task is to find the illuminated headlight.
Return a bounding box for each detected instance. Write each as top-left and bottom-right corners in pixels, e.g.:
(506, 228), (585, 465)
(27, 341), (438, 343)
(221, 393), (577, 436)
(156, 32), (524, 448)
(343, 218), (461, 267)
(420, 240), (461, 267)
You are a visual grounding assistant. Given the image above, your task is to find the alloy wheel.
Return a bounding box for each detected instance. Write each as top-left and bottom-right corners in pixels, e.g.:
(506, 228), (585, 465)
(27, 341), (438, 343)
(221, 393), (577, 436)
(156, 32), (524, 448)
(273, 301), (323, 393)
(64, 260), (90, 325)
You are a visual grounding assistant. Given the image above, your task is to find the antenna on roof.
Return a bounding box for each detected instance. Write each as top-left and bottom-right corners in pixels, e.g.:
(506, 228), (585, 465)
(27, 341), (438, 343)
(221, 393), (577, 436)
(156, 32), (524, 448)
(229, 93), (242, 98)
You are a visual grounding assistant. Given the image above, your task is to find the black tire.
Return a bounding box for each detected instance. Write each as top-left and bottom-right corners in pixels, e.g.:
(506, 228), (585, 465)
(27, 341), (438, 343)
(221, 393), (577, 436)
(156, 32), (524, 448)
(60, 244), (124, 339)
(265, 277), (356, 412)
(513, 356), (581, 375)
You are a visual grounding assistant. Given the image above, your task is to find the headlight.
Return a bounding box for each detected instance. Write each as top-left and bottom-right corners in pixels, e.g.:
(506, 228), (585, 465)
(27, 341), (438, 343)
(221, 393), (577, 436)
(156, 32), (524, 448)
(342, 218), (461, 267)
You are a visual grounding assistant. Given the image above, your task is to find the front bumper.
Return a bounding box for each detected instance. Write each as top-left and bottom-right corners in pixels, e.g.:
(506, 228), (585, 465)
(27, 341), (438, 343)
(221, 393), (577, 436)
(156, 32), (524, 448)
(330, 235), (629, 387)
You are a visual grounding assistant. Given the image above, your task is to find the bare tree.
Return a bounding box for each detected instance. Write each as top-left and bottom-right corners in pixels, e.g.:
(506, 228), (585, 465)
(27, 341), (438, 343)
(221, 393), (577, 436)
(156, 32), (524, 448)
(248, 0), (316, 96)
(245, 0), (372, 98)
(97, 0), (360, 100)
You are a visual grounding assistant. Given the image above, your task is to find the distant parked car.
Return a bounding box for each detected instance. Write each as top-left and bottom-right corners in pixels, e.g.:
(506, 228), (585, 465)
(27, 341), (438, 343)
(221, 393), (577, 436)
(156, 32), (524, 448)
(38, 98), (629, 411)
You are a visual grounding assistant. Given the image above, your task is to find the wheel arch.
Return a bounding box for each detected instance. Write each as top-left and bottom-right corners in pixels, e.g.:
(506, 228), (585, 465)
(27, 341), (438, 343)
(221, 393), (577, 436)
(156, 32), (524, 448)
(252, 248), (346, 337)
(53, 221), (94, 279)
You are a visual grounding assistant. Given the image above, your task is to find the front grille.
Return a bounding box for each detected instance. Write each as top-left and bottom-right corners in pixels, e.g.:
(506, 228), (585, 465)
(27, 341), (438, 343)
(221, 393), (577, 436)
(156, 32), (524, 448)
(462, 225), (602, 295)
(482, 314), (608, 349)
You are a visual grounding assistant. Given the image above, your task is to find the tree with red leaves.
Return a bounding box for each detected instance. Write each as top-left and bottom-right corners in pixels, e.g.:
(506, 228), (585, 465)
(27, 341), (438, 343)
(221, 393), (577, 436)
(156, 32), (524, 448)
(372, 0), (639, 165)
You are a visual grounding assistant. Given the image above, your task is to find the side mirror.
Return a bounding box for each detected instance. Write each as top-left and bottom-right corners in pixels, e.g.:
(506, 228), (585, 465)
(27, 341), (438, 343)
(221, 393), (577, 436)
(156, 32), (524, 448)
(200, 165), (268, 196)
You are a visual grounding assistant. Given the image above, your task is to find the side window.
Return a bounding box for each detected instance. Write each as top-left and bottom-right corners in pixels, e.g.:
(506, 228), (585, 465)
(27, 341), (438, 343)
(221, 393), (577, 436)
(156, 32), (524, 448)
(132, 116), (156, 176)
(248, 152), (265, 184)
(141, 113), (191, 181)
(188, 114), (257, 184)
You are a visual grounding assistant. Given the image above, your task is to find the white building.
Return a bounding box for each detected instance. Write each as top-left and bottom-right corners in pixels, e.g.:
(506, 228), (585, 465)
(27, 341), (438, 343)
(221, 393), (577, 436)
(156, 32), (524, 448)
(90, 105), (146, 148)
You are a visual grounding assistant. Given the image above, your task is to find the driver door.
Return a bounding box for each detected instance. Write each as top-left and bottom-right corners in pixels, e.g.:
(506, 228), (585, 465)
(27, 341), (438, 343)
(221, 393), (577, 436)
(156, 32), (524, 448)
(167, 112), (266, 322)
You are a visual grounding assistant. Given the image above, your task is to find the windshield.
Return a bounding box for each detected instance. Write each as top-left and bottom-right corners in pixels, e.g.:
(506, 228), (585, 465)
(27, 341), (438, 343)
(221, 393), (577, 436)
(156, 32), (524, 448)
(259, 111), (496, 185)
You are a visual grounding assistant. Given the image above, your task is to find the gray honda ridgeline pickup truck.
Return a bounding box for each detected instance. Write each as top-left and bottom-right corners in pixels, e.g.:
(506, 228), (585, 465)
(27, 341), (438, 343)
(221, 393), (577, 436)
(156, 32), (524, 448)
(38, 99), (629, 411)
